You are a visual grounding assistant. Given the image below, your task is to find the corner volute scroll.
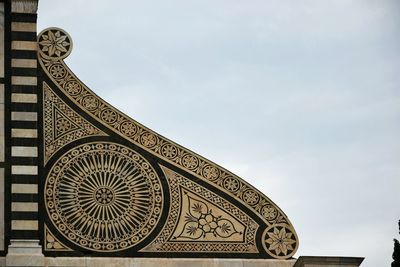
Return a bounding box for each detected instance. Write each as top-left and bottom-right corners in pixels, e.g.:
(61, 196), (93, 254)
(37, 27), (299, 259)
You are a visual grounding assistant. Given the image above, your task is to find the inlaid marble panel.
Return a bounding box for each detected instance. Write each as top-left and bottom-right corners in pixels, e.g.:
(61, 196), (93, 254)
(38, 27), (299, 259)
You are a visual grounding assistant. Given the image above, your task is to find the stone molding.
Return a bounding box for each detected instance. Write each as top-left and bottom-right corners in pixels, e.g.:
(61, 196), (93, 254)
(0, 256), (366, 267)
(5, 240), (45, 267)
(293, 256), (364, 267)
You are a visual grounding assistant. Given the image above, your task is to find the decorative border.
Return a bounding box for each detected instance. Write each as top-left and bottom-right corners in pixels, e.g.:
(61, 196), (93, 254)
(38, 28), (298, 259)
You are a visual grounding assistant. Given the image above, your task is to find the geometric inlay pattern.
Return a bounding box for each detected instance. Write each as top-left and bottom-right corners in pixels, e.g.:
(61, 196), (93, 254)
(38, 27), (72, 60)
(44, 142), (164, 252)
(39, 29), (297, 238)
(44, 82), (106, 162)
(38, 27), (299, 259)
(262, 224), (297, 259)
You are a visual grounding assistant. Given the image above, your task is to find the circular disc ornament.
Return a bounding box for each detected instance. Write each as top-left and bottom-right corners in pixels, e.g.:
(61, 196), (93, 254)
(262, 223), (298, 259)
(45, 142), (163, 252)
(38, 27), (73, 60)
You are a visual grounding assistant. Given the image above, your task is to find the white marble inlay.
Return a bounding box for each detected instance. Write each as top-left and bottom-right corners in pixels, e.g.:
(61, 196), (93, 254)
(11, 165), (38, 175)
(11, 202), (38, 212)
(11, 128), (37, 138)
(11, 76), (37, 86)
(11, 93), (37, 103)
(11, 41), (37, 51)
(11, 22), (36, 32)
(0, 84), (4, 104)
(11, 111), (37, 121)
(11, 58), (37, 68)
(11, 220), (38, 230)
(12, 146), (38, 157)
(11, 0), (38, 14)
(11, 184), (37, 194)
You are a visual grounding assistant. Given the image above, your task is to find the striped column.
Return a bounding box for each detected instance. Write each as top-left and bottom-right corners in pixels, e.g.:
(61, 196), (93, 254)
(9, 0), (39, 243)
(6, 2), (44, 266)
(0, 0), (6, 255)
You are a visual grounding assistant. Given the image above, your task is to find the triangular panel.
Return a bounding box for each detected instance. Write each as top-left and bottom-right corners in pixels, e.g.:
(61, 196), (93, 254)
(44, 224), (73, 252)
(142, 165), (258, 254)
(43, 82), (107, 162)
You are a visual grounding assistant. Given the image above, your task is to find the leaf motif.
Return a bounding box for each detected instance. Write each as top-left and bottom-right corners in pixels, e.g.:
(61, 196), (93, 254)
(46, 233), (55, 243)
(184, 213), (198, 223)
(192, 203), (203, 214)
(177, 221), (203, 240)
(188, 195), (208, 218)
(215, 219), (239, 238)
(186, 225), (198, 236)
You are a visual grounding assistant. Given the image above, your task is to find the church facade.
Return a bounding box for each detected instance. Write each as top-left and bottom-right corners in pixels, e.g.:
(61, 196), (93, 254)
(0, 1), (363, 266)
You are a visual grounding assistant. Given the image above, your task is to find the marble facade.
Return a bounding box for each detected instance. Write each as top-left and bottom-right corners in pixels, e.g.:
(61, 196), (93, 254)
(0, 1), (363, 266)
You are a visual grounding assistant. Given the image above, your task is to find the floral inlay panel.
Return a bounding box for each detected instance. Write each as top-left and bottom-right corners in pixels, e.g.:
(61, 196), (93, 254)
(142, 166), (258, 253)
(173, 189), (245, 242)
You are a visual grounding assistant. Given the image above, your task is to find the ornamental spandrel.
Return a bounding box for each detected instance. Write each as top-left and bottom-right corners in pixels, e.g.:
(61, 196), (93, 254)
(38, 27), (299, 259)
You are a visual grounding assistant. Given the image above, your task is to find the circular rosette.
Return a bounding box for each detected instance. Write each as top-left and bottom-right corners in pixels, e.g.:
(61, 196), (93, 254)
(45, 142), (164, 252)
(262, 223), (298, 259)
(38, 27), (73, 60)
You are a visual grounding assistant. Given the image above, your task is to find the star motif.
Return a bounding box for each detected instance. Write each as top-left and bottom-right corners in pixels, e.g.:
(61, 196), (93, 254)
(265, 227), (296, 255)
(39, 29), (71, 59)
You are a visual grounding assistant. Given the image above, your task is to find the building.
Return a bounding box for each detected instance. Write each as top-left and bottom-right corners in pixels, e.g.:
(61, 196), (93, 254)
(0, 1), (364, 266)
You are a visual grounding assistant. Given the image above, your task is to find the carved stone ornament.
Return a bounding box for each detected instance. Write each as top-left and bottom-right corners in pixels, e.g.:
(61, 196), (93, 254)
(38, 27), (72, 60)
(45, 142), (163, 252)
(38, 27), (299, 259)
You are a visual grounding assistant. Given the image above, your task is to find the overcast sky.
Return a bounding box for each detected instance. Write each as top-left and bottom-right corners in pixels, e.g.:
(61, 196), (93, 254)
(38, 1), (399, 266)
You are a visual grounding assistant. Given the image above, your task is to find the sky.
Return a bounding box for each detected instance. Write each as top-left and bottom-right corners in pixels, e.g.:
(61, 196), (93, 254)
(37, 1), (400, 266)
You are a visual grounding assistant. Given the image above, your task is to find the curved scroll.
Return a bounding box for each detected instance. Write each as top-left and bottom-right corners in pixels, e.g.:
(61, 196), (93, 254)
(38, 27), (298, 259)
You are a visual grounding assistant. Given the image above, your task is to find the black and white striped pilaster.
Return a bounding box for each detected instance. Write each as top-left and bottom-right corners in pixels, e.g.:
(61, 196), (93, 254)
(0, 0), (6, 254)
(9, 9), (38, 240)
